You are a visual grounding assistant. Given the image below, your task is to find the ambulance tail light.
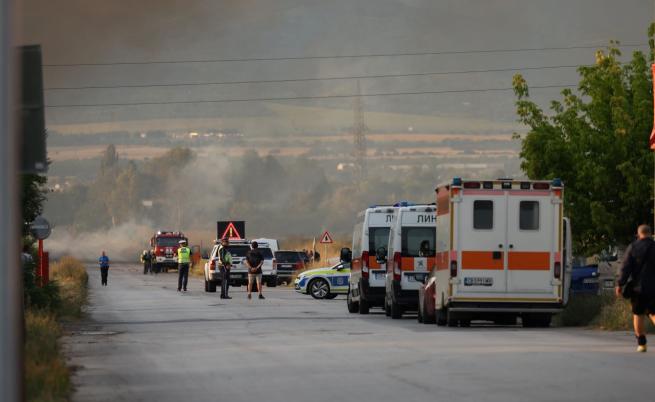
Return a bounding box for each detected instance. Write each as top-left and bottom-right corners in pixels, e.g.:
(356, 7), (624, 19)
(393, 252), (402, 281)
(450, 261), (458, 278)
(533, 182), (550, 190)
(362, 251), (370, 279)
(210, 260), (216, 271)
(463, 181), (481, 189)
(554, 262), (561, 279)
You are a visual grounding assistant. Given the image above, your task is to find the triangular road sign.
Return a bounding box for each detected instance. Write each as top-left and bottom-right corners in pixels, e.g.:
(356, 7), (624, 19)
(221, 222), (242, 240)
(319, 230), (333, 244)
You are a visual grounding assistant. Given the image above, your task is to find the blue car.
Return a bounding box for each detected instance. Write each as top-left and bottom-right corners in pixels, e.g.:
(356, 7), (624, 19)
(570, 264), (599, 295)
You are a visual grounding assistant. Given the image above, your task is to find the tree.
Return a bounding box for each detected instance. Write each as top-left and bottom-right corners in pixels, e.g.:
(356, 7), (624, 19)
(21, 174), (47, 235)
(100, 144), (119, 173)
(513, 29), (655, 255)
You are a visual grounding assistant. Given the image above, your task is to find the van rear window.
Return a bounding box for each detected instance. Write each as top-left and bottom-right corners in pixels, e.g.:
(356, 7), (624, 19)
(401, 227), (435, 257)
(368, 227), (390, 253)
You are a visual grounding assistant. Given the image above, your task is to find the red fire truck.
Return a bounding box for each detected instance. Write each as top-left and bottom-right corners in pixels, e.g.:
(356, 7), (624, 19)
(150, 231), (188, 273)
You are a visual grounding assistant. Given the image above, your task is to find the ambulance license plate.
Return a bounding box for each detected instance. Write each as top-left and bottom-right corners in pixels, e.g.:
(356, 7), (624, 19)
(408, 273), (427, 282)
(464, 277), (493, 286)
(375, 272), (386, 280)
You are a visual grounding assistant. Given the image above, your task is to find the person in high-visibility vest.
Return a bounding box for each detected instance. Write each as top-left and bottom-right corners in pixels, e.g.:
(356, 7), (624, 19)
(177, 239), (192, 292)
(217, 237), (233, 299)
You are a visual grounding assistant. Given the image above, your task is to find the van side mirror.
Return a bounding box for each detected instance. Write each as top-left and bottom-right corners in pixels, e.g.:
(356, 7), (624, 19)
(340, 247), (352, 263)
(376, 247), (387, 264)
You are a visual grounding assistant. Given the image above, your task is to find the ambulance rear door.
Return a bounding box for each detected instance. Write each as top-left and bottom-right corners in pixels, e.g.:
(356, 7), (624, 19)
(506, 191), (556, 295)
(457, 190), (508, 294)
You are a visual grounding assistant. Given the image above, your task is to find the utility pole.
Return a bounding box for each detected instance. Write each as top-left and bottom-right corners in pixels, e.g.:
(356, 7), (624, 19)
(1, 0), (22, 401)
(352, 81), (367, 181)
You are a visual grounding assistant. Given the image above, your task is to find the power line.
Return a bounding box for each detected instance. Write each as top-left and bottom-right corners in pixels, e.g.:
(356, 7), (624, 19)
(42, 43), (647, 67)
(45, 84), (576, 109)
(44, 64), (586, 91)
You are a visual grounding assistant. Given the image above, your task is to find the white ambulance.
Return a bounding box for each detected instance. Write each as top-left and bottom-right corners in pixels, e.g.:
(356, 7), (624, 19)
(418, 178), (571, 327)
(347, 205), (396, 314)
(381, 204), (436, 319)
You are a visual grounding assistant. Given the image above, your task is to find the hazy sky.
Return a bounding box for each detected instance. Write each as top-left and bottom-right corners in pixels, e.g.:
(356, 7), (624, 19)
(19, 0), (655, 134)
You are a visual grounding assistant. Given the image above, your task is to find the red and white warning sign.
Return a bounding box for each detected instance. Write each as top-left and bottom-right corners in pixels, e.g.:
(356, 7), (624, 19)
(220, 222), (243, 240)
(319, 230), (333, 244)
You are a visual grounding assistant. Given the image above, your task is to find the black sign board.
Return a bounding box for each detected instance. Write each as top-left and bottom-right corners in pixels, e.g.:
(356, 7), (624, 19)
(20, 45), (47, 173)
(217, 221), (245, 240)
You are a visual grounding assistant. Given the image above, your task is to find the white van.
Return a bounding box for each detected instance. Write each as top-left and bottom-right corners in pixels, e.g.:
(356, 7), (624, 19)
(382, 204), (436, 319)
(204, 239), (277, 290)
(347, 205), (396, 314)
(418, 178), (571, 327)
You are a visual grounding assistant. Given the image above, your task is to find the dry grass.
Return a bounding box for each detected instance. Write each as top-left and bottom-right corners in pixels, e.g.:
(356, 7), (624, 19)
(25, 256), (88, 402)
(24, 310), (71, 402)
(51, 256), (89, 319)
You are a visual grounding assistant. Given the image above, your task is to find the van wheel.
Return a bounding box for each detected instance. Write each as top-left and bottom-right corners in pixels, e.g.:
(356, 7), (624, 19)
(391, 300), (403, 319)
(267, 278), (277, 288)
(309, 278), (330, 299)
(417, 304), (424, 323)
(204, 280), (209, 292)
(384, 298), (391, 317)
(207, 281), (217, 293)
(347, 289), (359, 313)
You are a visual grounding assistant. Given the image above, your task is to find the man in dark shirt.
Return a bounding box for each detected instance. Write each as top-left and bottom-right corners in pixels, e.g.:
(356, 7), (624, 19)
(246, 241), (265, 300)
(616, 224), (655, 352)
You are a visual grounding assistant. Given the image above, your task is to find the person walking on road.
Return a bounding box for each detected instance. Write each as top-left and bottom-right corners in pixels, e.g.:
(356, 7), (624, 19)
(217, 237), (233, 299)
(141, 249), (153, 275)
(616, 224), (655, 352)
(98, 251), (110, 286)
(177, 240), (192, 292)
(246, 241), (265, 300)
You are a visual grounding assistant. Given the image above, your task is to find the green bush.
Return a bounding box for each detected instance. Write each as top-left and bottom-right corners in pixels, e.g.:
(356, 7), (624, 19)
(557, 294), (607, 327)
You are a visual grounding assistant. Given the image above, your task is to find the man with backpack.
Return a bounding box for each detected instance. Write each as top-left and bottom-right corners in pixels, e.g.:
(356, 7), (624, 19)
(616, 224), (655, 352)
(246, 241), (265, 300)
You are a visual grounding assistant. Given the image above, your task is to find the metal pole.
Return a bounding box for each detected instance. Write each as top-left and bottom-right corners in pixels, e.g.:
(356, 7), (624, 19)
(0, 0), (21, 400)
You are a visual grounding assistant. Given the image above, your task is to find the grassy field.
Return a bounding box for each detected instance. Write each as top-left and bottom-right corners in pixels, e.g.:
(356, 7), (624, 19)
(25, 256), (88, 402)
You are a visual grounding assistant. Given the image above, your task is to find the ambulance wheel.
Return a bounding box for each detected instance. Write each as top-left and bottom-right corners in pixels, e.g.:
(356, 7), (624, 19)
(436, 307), (447, 326)
(347, 289), (359, 313)
(384, 298), (391, 317)
(207, 281), (217, 293)
(522, 314), (551, 328)
(390, 300), (403, 319)
(309, 278), (330, 299)
(204, 280), (209, 292)
(417, 304), (424, 323)
(358, 284), (370, 314)
(459, 319), (471, 327)
(423, 307), (436, 325)
(267, 278), (277, 288)
(446, 310), (458, 327)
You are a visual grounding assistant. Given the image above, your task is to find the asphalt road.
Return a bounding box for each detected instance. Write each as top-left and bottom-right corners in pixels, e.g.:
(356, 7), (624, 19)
(65, 264), (652, 402)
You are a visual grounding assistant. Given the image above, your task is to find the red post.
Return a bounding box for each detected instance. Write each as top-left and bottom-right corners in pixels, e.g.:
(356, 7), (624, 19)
(37, 239), (43, 287)
(42, 251), (49, 286)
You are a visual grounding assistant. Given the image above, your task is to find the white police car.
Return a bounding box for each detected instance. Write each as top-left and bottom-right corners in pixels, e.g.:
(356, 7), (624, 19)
(294, 262), (351, 299)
